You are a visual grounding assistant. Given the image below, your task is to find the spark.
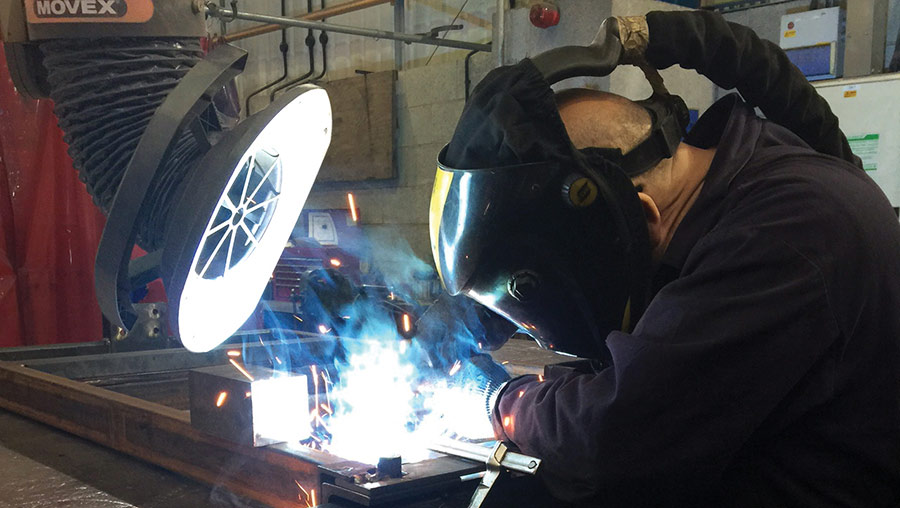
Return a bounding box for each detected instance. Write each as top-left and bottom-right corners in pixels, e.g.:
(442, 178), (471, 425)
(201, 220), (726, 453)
(295, 481), (314, 507)
(216, 391), (228, 407)
(501, 361), (509, 365)
(537, 374), (544, 383)
(478, 342), (483, 349)
(518, 389), (525, 398)
(312, 365), (320, 419)
(318, 324), (330, 334)
(322, 373), (332, 413)
(330, 258), (342, 267)
(245, 391), (252, 398)
(229, 358), (255, 381)
(503, 415), (511, 427)
(388, 292), (394, 300)
(347, 193), (358, 222)
(402, 314), (411, 333)
(449, 360), (462, 376)
(320, 403), (333, 414)
(275, 356), (282, 365)
(293, 314), (303, 322)
(226, 350), (241, 358)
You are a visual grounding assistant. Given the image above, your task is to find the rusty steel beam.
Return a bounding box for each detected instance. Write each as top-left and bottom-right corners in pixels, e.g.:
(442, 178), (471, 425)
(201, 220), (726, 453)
(220, 0), (392, 43)
(0, 359), (320, 508)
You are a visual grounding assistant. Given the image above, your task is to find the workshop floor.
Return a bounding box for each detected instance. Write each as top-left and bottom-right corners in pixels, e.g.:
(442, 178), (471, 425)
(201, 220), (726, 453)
(0, 409), (265, 508)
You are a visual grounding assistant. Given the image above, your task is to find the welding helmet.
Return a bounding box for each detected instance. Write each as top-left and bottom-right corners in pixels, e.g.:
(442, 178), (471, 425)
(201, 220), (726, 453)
(429, 28), (688, 362)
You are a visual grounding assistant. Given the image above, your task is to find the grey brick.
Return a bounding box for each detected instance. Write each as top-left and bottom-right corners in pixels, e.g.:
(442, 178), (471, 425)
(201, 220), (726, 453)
(398, 142), (445, 187)
(397, 59), (465, 108)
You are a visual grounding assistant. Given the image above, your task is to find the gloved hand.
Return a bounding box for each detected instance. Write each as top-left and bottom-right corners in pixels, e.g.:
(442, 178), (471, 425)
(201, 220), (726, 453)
(454, 353), (511, 421)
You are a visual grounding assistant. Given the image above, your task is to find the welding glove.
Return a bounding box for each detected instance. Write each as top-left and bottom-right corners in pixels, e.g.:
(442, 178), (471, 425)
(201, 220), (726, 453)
(415, 293), (519, 371)
(458, 353), (511, 421)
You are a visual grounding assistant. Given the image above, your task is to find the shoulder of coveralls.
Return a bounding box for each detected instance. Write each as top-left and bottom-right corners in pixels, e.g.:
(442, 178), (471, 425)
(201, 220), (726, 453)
(699, 121), (900, 341)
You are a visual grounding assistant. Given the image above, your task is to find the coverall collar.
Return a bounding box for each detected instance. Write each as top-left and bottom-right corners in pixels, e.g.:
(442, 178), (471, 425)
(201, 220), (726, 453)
(656, 94), (762, 282)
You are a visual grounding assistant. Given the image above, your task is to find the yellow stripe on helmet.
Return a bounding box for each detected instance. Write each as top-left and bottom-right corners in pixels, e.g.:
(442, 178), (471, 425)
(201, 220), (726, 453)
(429, 167), (454, 285)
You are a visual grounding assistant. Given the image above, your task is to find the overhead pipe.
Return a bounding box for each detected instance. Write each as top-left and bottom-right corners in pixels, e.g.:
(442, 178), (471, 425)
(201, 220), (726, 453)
(219, 0), (392, 43)
(205, 3), (492, 52)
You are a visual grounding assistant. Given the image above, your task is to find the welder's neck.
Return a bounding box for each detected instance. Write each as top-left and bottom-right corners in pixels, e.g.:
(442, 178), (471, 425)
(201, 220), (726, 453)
(653, 144), (716, 263)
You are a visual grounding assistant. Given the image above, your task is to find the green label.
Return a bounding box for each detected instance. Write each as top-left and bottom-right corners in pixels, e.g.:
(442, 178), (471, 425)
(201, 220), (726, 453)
(847, 133), (880, 171)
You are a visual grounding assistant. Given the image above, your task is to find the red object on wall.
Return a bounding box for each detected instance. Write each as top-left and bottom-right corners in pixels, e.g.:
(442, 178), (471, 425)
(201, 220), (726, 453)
(529, 2), (560, 29)
(0, 44), (106, 347)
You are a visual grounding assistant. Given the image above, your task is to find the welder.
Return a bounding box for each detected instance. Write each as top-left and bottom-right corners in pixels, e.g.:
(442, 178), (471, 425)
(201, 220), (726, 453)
(430, 10), (900, 506)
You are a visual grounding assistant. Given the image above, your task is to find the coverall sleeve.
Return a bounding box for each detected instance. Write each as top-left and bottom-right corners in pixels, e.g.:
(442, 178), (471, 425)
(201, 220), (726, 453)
(643, 10), (859, 168)
(491, 206), (842, 501)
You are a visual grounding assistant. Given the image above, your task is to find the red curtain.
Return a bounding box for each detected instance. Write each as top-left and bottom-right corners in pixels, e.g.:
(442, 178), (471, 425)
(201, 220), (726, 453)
(0, 44), (106, 347)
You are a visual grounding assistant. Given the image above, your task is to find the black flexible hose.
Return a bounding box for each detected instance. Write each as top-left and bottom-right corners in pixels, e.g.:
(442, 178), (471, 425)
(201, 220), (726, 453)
(310, 0), (328, 82)
(644, 10), (858, 167)
(311, 30), (328, 82)
(40, 37), (205, 250)
(281, 0), (328, 94)
(244, 0), (290, 115)
(270, 0), (316, 101)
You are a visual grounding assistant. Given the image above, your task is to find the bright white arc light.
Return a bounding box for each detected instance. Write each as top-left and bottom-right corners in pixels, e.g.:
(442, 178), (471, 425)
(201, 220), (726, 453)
(179, 89), (332, 352)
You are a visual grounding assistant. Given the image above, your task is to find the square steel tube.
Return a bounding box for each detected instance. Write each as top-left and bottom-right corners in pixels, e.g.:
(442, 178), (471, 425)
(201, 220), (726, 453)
(189, 364), (308, 447)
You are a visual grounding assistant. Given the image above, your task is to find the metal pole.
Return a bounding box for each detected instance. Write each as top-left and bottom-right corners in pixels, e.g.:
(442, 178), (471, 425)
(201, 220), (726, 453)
(393, 0), (405, 70)
(207, 4), (492, 52)
(494, 0), (504, 67)
(220, 0), (392, 43)
(428, 439), (541, 475)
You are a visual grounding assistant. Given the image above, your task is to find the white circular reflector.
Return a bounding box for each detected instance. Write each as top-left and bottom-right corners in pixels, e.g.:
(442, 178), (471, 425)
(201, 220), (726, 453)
(178, 88), (331, 352)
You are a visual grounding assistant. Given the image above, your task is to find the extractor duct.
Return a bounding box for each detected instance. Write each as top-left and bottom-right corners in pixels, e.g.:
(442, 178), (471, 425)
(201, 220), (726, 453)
(1, 0), (332, 351)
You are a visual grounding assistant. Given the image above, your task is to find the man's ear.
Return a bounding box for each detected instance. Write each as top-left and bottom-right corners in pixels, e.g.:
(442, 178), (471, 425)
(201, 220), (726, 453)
(636, 192), (663, 249)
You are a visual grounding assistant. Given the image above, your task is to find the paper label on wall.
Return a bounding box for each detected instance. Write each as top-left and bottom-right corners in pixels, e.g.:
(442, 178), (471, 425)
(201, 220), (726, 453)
(842, 85), (859, 98)
(784, 30), (797, 38)
(309, 212), (338, 245)
(847, 134), (880, 171)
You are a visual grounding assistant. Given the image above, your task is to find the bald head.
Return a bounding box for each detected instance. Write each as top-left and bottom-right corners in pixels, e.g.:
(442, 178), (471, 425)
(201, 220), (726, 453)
(554, 89), (716, 266)
(555, 89), (652, 154)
